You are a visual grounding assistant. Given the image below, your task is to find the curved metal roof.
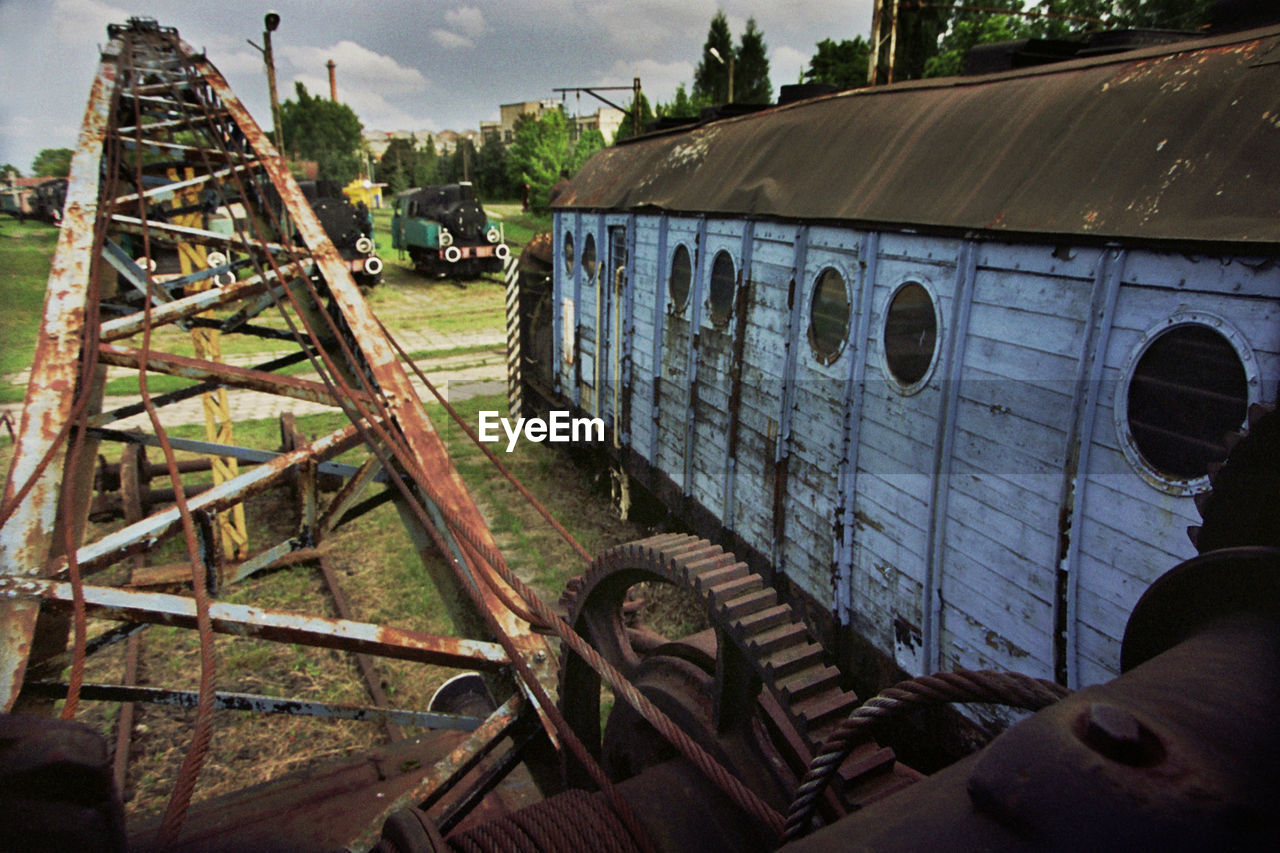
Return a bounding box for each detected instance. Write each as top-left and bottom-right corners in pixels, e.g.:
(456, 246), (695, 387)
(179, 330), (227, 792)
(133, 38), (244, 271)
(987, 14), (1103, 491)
(556, 26), (1280, 248)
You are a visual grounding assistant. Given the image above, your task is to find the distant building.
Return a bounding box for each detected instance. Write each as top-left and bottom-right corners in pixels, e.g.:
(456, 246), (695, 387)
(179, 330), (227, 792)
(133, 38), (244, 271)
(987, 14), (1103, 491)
(497, 99), (560, 145)
(365, 127), (483, 161)
(572, 107), (625, 144)
(485, 100), (623, 147)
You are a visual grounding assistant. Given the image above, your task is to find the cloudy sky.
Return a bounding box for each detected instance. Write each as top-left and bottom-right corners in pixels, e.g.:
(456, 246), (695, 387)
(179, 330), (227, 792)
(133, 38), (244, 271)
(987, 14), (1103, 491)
(0, 0), (875, 173)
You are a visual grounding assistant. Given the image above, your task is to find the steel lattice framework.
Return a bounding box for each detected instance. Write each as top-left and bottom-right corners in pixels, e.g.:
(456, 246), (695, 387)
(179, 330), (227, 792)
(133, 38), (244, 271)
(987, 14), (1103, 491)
(0, 17), (562, 846)
(0, 18), (811, 851)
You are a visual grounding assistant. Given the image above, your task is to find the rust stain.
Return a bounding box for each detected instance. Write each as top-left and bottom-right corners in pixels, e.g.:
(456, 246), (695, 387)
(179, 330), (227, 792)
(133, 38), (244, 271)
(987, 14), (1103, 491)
(854, 510), (885, 533)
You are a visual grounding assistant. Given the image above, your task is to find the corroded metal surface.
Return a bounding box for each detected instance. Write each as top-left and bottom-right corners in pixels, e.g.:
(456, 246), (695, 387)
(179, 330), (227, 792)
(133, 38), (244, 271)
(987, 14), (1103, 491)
(0, 18), (558, 842)
(0, 41), (118, 713)
(560, 26), (1280, 248)
(0, 577), (510, 671)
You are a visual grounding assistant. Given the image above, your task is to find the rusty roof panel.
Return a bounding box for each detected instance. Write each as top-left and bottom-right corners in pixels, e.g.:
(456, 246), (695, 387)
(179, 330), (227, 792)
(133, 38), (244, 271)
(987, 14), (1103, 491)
(558, 26), (1280, 248)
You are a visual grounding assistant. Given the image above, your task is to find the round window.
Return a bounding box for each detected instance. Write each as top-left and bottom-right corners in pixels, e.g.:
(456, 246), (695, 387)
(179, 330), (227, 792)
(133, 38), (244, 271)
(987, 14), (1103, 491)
(1126, 324), (1249, 481)
(709, 250), (736, 326)
(809, 267), (851, 364)
(564, 231), (575, 275)
(669, 244), (692, 312)
(582, 233), (597, 280)
(883, 281), (938, 388)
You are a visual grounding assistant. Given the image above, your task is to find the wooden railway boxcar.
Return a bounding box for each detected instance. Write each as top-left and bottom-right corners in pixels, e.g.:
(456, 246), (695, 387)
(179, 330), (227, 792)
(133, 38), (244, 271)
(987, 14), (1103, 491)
(518, 24), (1280, 724)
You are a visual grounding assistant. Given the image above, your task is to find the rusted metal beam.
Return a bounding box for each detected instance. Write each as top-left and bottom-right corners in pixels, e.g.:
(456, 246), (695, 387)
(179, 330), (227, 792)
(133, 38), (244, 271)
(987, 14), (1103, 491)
(0, 41), (119, 712)
(109, 213), (296, 254)
(97, 343), (369, 408)
(99, 260), (308, 341)
(347, 694), (524, 853)
(191, 43), (561, 700)
(49, 421), (363, 577)
(0, 577), (510, 672)
(22, 681), (484, 732)
(110, 161), (257, 206)
(317, 556), (406, 741)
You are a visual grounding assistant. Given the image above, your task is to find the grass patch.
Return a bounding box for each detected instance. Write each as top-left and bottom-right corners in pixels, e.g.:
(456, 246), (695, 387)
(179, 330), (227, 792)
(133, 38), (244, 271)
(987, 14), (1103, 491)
(0, 218), (59, 378)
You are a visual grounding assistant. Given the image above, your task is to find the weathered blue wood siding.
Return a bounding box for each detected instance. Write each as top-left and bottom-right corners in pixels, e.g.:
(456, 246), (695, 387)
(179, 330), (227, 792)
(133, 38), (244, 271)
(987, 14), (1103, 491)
(552, 209), (1280, 693)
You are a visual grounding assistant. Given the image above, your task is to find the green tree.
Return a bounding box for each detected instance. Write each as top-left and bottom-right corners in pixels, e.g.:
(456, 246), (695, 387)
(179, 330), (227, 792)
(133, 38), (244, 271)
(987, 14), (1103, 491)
(439, 138), (477, 184)
(693, 10), (735, 103)
(30, 148), (73, 178)
(734, 17), (772, 104)
(474, 138), (515, 199)
(925, 12), (1024, 78)
(1115, 0), (1214, 29)
(805, 37), (870, 89)
(657, 84), (710, 120)
(570, 128), (606, 172)
(376, 138), (436, 194)
(411, 137), (439, 187)
(507, 109), (573, 213)
(279, 82), (364, 184)
(910, 1), (1216, 81)
(1, 164), (22, 180)
(613, 92), (654, 144)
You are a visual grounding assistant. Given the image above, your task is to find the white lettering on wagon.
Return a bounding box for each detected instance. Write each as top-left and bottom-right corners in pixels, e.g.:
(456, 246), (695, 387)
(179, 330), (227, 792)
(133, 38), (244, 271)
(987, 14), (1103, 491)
(477, 411), (604, 452)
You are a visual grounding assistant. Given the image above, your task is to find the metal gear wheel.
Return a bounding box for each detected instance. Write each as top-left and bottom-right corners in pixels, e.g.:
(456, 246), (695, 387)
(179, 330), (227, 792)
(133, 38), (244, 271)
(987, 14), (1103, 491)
(557, 533), (914, 818)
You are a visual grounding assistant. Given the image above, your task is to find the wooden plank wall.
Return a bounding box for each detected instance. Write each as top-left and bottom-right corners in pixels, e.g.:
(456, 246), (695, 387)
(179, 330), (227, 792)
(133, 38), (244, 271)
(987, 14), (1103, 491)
(552, 211), (1280, 690)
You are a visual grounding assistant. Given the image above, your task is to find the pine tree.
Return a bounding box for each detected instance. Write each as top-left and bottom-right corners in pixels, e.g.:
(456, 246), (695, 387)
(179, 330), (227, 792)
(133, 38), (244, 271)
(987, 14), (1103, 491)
(613, 92), (654, 143)
(693, 11), (734, 103)
(805, 38), (870, 89)
(735, 18), (772, 104)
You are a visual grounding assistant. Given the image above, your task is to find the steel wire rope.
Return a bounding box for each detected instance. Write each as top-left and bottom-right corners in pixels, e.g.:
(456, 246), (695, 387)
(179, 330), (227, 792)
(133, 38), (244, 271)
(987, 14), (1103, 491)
(164, 43), (664, 853)
(782, 669), (1072, 841)
(341, 321), (788, 837)
(373, 429), (789, 837)
(379, 319), (594, 564)
(168, 41), (774, 846)
(56, 37), (132, 722)
(117, 34), (223, 848)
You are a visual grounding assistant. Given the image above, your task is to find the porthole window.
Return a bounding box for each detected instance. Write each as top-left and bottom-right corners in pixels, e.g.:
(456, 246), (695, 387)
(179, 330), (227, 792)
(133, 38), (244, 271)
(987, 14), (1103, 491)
(669, 243), (692, 312)
(1125, 323), (1249, 483)
(883, 281), (938, 389)
(809, 267), (851, 364)
(708, 250), (736, 327)
(582, 233), (597, 280)
(564, 231), (575, 275)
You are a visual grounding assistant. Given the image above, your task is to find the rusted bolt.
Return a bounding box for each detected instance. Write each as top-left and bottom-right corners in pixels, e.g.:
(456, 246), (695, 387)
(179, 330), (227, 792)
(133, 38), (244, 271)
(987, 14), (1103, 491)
(1082, 702), (1159, 766)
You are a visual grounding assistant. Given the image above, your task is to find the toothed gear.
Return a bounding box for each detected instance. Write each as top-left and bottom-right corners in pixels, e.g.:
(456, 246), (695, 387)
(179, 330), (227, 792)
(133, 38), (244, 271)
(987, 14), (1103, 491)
(1190, 402), (1280, 552)
(558, 533), (912, 815)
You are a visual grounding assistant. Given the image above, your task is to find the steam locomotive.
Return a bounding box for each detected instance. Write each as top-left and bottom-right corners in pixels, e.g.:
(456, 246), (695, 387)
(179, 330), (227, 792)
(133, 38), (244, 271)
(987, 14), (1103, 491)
(391, 182), (510, 277)
(298, 180), (383, 287)
(30, 178), (67, 224)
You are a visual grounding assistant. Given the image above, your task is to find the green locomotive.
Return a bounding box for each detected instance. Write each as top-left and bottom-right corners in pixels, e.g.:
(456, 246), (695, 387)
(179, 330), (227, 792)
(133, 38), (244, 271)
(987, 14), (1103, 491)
(390, 182), (509, 277)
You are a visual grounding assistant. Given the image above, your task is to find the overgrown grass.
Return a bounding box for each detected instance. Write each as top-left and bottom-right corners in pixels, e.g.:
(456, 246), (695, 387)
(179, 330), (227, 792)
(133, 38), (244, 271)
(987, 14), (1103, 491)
(1, 199), (633, 824)
(0, 218), (59, 378)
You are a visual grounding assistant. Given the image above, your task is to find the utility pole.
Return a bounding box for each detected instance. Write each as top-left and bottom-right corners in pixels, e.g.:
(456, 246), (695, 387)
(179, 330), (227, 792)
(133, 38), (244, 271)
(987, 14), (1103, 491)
(709, 46), (735, 104)
(327, 59), (337, 101)
(248, 11), (284, 155)
(888, 0), (901, 84)
(869, 0), (884, 85)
